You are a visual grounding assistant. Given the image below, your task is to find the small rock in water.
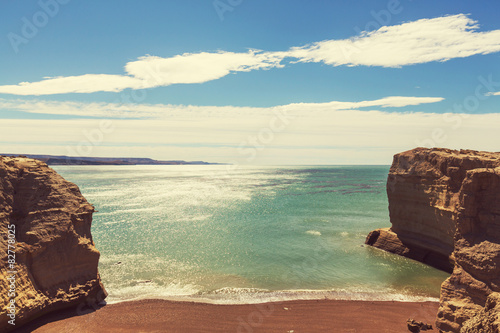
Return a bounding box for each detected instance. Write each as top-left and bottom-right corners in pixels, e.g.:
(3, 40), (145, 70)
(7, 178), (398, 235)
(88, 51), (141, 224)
(407, 318), (433, 332)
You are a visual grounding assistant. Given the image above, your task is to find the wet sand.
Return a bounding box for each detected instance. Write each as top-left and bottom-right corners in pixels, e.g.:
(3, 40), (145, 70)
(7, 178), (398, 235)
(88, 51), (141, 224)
(12, 298), (439, 333)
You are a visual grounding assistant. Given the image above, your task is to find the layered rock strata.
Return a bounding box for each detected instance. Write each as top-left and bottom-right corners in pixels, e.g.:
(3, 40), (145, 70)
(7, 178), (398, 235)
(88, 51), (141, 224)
(0, 156), (106, 332)
(365, 148), (500, 333)
(460, 292), (500, 333)
(439, 163), (500, 332)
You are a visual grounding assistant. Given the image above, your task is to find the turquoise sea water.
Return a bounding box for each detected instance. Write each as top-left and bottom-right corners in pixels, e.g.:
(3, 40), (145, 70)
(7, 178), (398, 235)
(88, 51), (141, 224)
(53, 165), (449, 304)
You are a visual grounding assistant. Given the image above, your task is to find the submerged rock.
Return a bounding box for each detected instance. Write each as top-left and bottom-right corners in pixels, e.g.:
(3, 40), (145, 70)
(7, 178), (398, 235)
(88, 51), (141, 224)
(365, 148), (500, 333)
(0, 156), (106, 332)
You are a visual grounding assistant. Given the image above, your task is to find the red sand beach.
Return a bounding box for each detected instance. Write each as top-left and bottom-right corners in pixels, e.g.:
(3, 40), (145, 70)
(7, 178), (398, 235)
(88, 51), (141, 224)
(13, 298), (439, 333)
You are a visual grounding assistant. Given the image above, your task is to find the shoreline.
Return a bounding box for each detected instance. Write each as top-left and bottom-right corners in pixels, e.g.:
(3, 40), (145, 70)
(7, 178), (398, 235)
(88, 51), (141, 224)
(102, 290), (440, 306)
(13, 298), (439, 333)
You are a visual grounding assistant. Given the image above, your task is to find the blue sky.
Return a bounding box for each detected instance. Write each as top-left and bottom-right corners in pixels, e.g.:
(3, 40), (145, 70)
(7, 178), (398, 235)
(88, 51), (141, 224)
(1, 0), (499, 164)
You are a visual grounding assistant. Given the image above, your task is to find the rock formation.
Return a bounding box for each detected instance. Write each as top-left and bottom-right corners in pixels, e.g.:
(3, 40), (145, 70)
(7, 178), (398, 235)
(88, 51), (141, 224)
(0, 156), (106, 332)
(365, 148), (500, 333)
(460, 292), (500, 333)
(407, 318), (433, 332)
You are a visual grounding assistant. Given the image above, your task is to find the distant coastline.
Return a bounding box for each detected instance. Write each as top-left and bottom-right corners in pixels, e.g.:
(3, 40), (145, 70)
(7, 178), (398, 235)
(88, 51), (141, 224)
(0, 154), (227, 166)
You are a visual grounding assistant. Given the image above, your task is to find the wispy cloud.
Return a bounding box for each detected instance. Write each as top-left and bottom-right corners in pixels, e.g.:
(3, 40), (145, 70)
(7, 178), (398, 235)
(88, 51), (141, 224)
(0, 96), (444, 118)
(0, 74), (144, 95)
(0, 51), (283, 96)
(125, 51), (284, 86)
(289, 14), (500, 67)
(486, 91), (500, 96)
(2, 105), (499, 164)
(0, 95), (451, 165)
(0, 14), (499, 95)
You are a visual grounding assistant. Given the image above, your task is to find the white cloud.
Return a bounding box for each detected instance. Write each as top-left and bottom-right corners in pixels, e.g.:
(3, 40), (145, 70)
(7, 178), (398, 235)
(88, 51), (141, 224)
(486, 91), (500, 96)
(281, 96), (444, 112)
(289, 14), (500, 67)
(0, 14), (499, 95)
(4, 95), (498, 165)
(0, 74), (144, 95)
(0, 50), (283, 96)
(0, 96), (443, 118)
(125, 51), (284, 86)
(1, 108), (499, 165)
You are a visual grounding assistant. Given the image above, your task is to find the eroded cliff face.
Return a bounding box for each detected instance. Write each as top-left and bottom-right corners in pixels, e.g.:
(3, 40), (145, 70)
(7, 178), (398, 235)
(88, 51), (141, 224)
(0, 156), (106, 332)
(460, 292), (500, 332)
(365, 148), (500, 333)
(439, 165), (500, 332)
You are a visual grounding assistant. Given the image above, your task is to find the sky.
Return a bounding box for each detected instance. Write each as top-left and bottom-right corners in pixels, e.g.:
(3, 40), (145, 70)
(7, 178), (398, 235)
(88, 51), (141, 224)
(1, 0), (499, 165)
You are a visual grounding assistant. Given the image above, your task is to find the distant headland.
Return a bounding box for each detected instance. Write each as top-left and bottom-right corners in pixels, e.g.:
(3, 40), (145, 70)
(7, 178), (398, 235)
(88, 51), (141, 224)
(0, 154), (226, 166)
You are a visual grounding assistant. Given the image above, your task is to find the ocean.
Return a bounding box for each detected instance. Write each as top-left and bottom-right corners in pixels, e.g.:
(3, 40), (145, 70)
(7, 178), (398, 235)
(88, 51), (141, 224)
(53, 165), (449, 304)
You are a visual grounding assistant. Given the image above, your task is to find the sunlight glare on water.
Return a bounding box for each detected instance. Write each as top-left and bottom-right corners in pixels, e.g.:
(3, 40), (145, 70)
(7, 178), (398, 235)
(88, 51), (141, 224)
(54, 165), (449, 304)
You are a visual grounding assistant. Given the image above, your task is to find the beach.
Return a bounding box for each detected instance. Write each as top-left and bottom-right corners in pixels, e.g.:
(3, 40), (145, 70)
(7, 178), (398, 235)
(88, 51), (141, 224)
(1, 165), (446, 332)
(13, 299), (439, 332)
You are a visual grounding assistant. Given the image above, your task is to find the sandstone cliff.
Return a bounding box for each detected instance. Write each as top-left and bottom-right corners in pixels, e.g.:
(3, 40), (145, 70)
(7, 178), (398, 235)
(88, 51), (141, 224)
(0, 156), (106, 332)
(365, 148), (500, 333)
(460, 292), (500, 333)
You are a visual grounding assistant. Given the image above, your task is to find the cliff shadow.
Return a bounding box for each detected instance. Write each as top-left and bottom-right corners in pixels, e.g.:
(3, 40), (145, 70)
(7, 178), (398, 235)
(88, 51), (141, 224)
(10, 302), (107, 333)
